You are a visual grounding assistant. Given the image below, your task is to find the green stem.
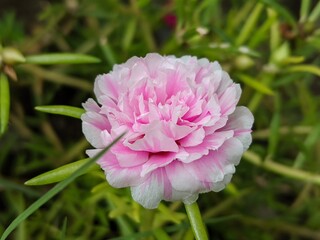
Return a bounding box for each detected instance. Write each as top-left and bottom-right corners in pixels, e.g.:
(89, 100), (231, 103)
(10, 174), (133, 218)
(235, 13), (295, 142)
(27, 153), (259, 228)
(184, 202), (208, 240)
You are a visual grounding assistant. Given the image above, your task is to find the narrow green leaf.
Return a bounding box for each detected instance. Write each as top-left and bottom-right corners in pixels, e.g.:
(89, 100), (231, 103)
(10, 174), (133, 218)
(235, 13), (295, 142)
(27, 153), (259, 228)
(25, 53), (100, 65)
(21, 65), (93, 91)
(0, 133), (125, 240)
(248, 10), (277, 48)
(244, 150), (320, 186)
(282, 56), (305, 64)
(25, 159), (98, 185)
(293, 123), (320, 168)
(300, 0), (311, 22)
(268, 94), (281, 157)
(100, 43), (116, 66)
(59, 218), (68, 240)
(0, 74), (10, 136)
(268, 8), (280, 51)
(309, 1), (320, 22)
(122, 18), (137, 51)
(237, 74), (274, 95)
(236, 3), (264, 46)
(35, 105), (85, 119)
(248, 74), (274, 112)
(287, 64), (320, 77)
(259, 0), (296, 26)
(153, 229), (171, 240)
(0, 178), (41, 198)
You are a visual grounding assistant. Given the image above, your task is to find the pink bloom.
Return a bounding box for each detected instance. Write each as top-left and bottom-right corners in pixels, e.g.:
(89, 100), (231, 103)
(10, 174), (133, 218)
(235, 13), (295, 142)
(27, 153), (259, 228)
(82, 53), (254, 209)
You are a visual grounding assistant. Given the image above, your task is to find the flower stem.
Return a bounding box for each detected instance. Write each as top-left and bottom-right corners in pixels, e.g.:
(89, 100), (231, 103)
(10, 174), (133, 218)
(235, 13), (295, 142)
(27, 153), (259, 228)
(184, 202), (209, 240)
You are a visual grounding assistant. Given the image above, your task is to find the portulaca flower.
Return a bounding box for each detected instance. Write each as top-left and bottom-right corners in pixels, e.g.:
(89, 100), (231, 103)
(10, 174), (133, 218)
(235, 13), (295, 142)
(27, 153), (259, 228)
(82, 53), (254, 209)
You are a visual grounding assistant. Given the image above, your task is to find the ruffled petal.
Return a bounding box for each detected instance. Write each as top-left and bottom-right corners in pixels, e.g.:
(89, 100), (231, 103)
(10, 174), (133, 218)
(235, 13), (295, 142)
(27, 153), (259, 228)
(166, 161), (202, 192)
(179, 128), (205, 147)
(81, 98), (112, 148)
(93, 149), (147, 188)
(131, 170), (166, 209)
(222, 106), (254, 150)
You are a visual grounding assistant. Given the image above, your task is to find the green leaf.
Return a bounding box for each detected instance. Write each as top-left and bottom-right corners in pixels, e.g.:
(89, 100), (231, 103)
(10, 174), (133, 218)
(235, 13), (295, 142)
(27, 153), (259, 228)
(259, 0), (296, 26)
(236, 3), (264, 46)
(25, 159), (98, 185)
(35, 105), (85, 119)
(122, 18), (137, 51)
(309, 1), (320, 22)
(0, 133), (125, 240)
(293, 123), (320, 168)
(282, 56), (305, 64)
(268, 94), (281, 157)
(25, 53), (100, 65)
(100, 43), (116, 66)
(0, 177), (41, 198)
(237, 74), (274, 95)
(0, 73), (10, 136)
(300, 0), (311, 22)
(21, 65), (93, 91)
(287, 64), (320, 77)
(59, 218), (68, 240)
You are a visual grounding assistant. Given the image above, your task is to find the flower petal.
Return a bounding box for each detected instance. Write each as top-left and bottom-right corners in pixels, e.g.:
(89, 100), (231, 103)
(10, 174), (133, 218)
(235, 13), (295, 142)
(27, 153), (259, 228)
(131, 170), (166, 209)
(94, 149), (147, 188)
(179, 127), (205, 147)
(222, 106), (254, 150)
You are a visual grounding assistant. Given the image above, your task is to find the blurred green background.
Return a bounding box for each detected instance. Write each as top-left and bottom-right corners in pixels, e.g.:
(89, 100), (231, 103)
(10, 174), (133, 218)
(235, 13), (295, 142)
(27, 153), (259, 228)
(1, 0), (320, 239)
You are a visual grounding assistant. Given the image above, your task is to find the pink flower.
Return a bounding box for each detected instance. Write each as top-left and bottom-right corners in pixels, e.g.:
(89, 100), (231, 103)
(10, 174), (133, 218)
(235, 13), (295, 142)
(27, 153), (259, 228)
(82, 53), (254, 209)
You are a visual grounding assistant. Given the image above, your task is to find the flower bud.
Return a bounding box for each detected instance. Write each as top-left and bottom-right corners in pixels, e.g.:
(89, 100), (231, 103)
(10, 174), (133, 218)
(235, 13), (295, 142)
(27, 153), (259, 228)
(234, 55), (254, 70)
(2, 47), (26, 65)
(271, 42), (290, 65)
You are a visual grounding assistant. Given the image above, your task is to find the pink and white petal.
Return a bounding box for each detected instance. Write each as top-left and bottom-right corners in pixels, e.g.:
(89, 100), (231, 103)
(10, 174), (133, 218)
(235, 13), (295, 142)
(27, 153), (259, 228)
(183, 99), (204, 119)
(94, 74), (120, 101)
(167, 188), (199, 204)
(206, 173), (234, 192)
(219, 84), (241, 115)
(183, 151), (227, 186)
(204, 117), (228, 134)
(81, 109), (110, 130)
(141, 152), (176, 177)
(125, 126), (179, 152)
(111, 144), (149, 168)
(131, 169), (166, 209)
(235, 132), (252, 151)
(144, 53), (166, 78)
(222, 106), (254, 150)
(223, 107), (254, 131)
(85, 149), (101, 159)
(82, 121), (110, 148)
(179, 144), (210, 163)
(181, 139), (243, 192)
(164, 122), (194, 140)
(82, 98), (101, 112)
(96, 150), (146, 188)
(206, 95), (221, 116)
(215, 71), (233, 94)
(205, 130), (234, 151)
(179, 127), (205, 147)
(165, 161), (202, 192)
(216, 137), (245, 166)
